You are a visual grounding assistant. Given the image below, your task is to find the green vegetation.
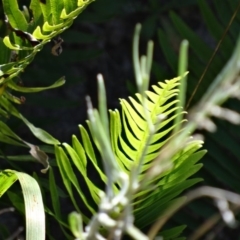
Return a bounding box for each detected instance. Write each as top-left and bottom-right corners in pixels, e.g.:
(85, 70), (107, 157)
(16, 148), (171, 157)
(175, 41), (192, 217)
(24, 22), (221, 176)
(0, 0), (240, 239)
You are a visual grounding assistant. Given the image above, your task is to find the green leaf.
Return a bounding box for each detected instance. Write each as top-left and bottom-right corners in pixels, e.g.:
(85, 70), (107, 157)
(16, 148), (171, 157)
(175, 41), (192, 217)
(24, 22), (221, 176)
(2, 0), (28, 30)
(55, 75), (205, 232)
(68, 212), (83, 238)
(49, 167), (64, 220)
(29, 0), (42, 27)
(114, 76), (182, 170)
(63, 0), (77, 14)
(42, 21), (65, 32)
(79, 125), (106, 179)
(0, 155), (38, 161)
(0, 171), (18, 197)
(0, 133), (25, 146)
(32, 26), (50, 39)
(50, 0), (64, 24)
(135, 179), (202, 228)
(0, 39), (11, 65)
(3, 36), (21, 50)
(159, 225), (186, 239)
(54, 145), (91, 223)
(8, 76), (66, 92)
(0, 120), (17, 140)
(1, 0), (94, 91)
(63, 142), (101, 204)
(21, 116), (60, 145)
(0, 170), (45, 240)
(14, 171), (45, 240)
(0, 97), (60, 145)
(39, 0), (52, 22)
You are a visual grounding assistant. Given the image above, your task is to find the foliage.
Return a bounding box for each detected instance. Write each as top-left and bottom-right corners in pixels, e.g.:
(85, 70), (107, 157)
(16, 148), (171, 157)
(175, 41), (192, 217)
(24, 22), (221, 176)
(0, 0), (94, 144)
(57, 20), (240, 238)
(0, 0), (240, 239)
(54, 73), (205, 230)
(0, 170), (45, 240)
(0, 0), (95, 239)
(156, 0), (240, 236)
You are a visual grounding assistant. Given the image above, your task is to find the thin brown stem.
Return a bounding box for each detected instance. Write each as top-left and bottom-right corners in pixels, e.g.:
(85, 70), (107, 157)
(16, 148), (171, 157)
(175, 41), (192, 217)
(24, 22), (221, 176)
(147, 186), (240, 240)
(189, 205), (240, 240)
(186, 1), (240, 109)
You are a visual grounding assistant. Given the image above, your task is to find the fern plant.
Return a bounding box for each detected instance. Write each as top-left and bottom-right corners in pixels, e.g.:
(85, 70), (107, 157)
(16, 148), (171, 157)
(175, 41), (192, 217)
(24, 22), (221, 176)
(52, 19), (240, 239)
(50, 23), (224, 239)
(54, 74), (205, 228)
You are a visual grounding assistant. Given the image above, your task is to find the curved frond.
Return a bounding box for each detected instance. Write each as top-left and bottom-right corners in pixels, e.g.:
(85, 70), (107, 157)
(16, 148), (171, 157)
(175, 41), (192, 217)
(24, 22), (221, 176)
(157, 1), (240, 235)
(0, 0), (94, 93)
(110, 76), (184, 172)
(54, 75), (206, 230)
(0, 0), (94, 145)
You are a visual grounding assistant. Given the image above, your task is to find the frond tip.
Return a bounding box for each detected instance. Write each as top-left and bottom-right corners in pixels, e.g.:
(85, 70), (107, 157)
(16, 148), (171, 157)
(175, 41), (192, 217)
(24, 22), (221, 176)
(111, 75), (186, 171)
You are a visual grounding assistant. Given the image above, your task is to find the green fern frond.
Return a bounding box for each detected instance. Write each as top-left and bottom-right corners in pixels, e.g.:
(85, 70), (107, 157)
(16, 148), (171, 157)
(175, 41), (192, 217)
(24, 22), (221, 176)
(0, 0), (95, 92)
(113, 76), (183, 171)
(54, 75), (206, 231)
(0, 0), (95, 145)
(0, 0), (91, 103)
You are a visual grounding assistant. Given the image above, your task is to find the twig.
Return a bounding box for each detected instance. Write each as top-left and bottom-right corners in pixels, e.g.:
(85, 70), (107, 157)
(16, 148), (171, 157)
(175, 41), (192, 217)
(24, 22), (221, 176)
(147, 186), (240, 239)
(6, 227), (24, 240)
(189, 205), (240, 240)
(186, 0), (240, 109)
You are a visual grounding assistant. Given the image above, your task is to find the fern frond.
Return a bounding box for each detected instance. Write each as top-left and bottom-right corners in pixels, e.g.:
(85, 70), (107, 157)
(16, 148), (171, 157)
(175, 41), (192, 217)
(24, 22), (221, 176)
(0, 0), (94, 91)
(55, 75), (206, 230)
(0, 0), (95, 145)
(113, 76), (183, 170)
